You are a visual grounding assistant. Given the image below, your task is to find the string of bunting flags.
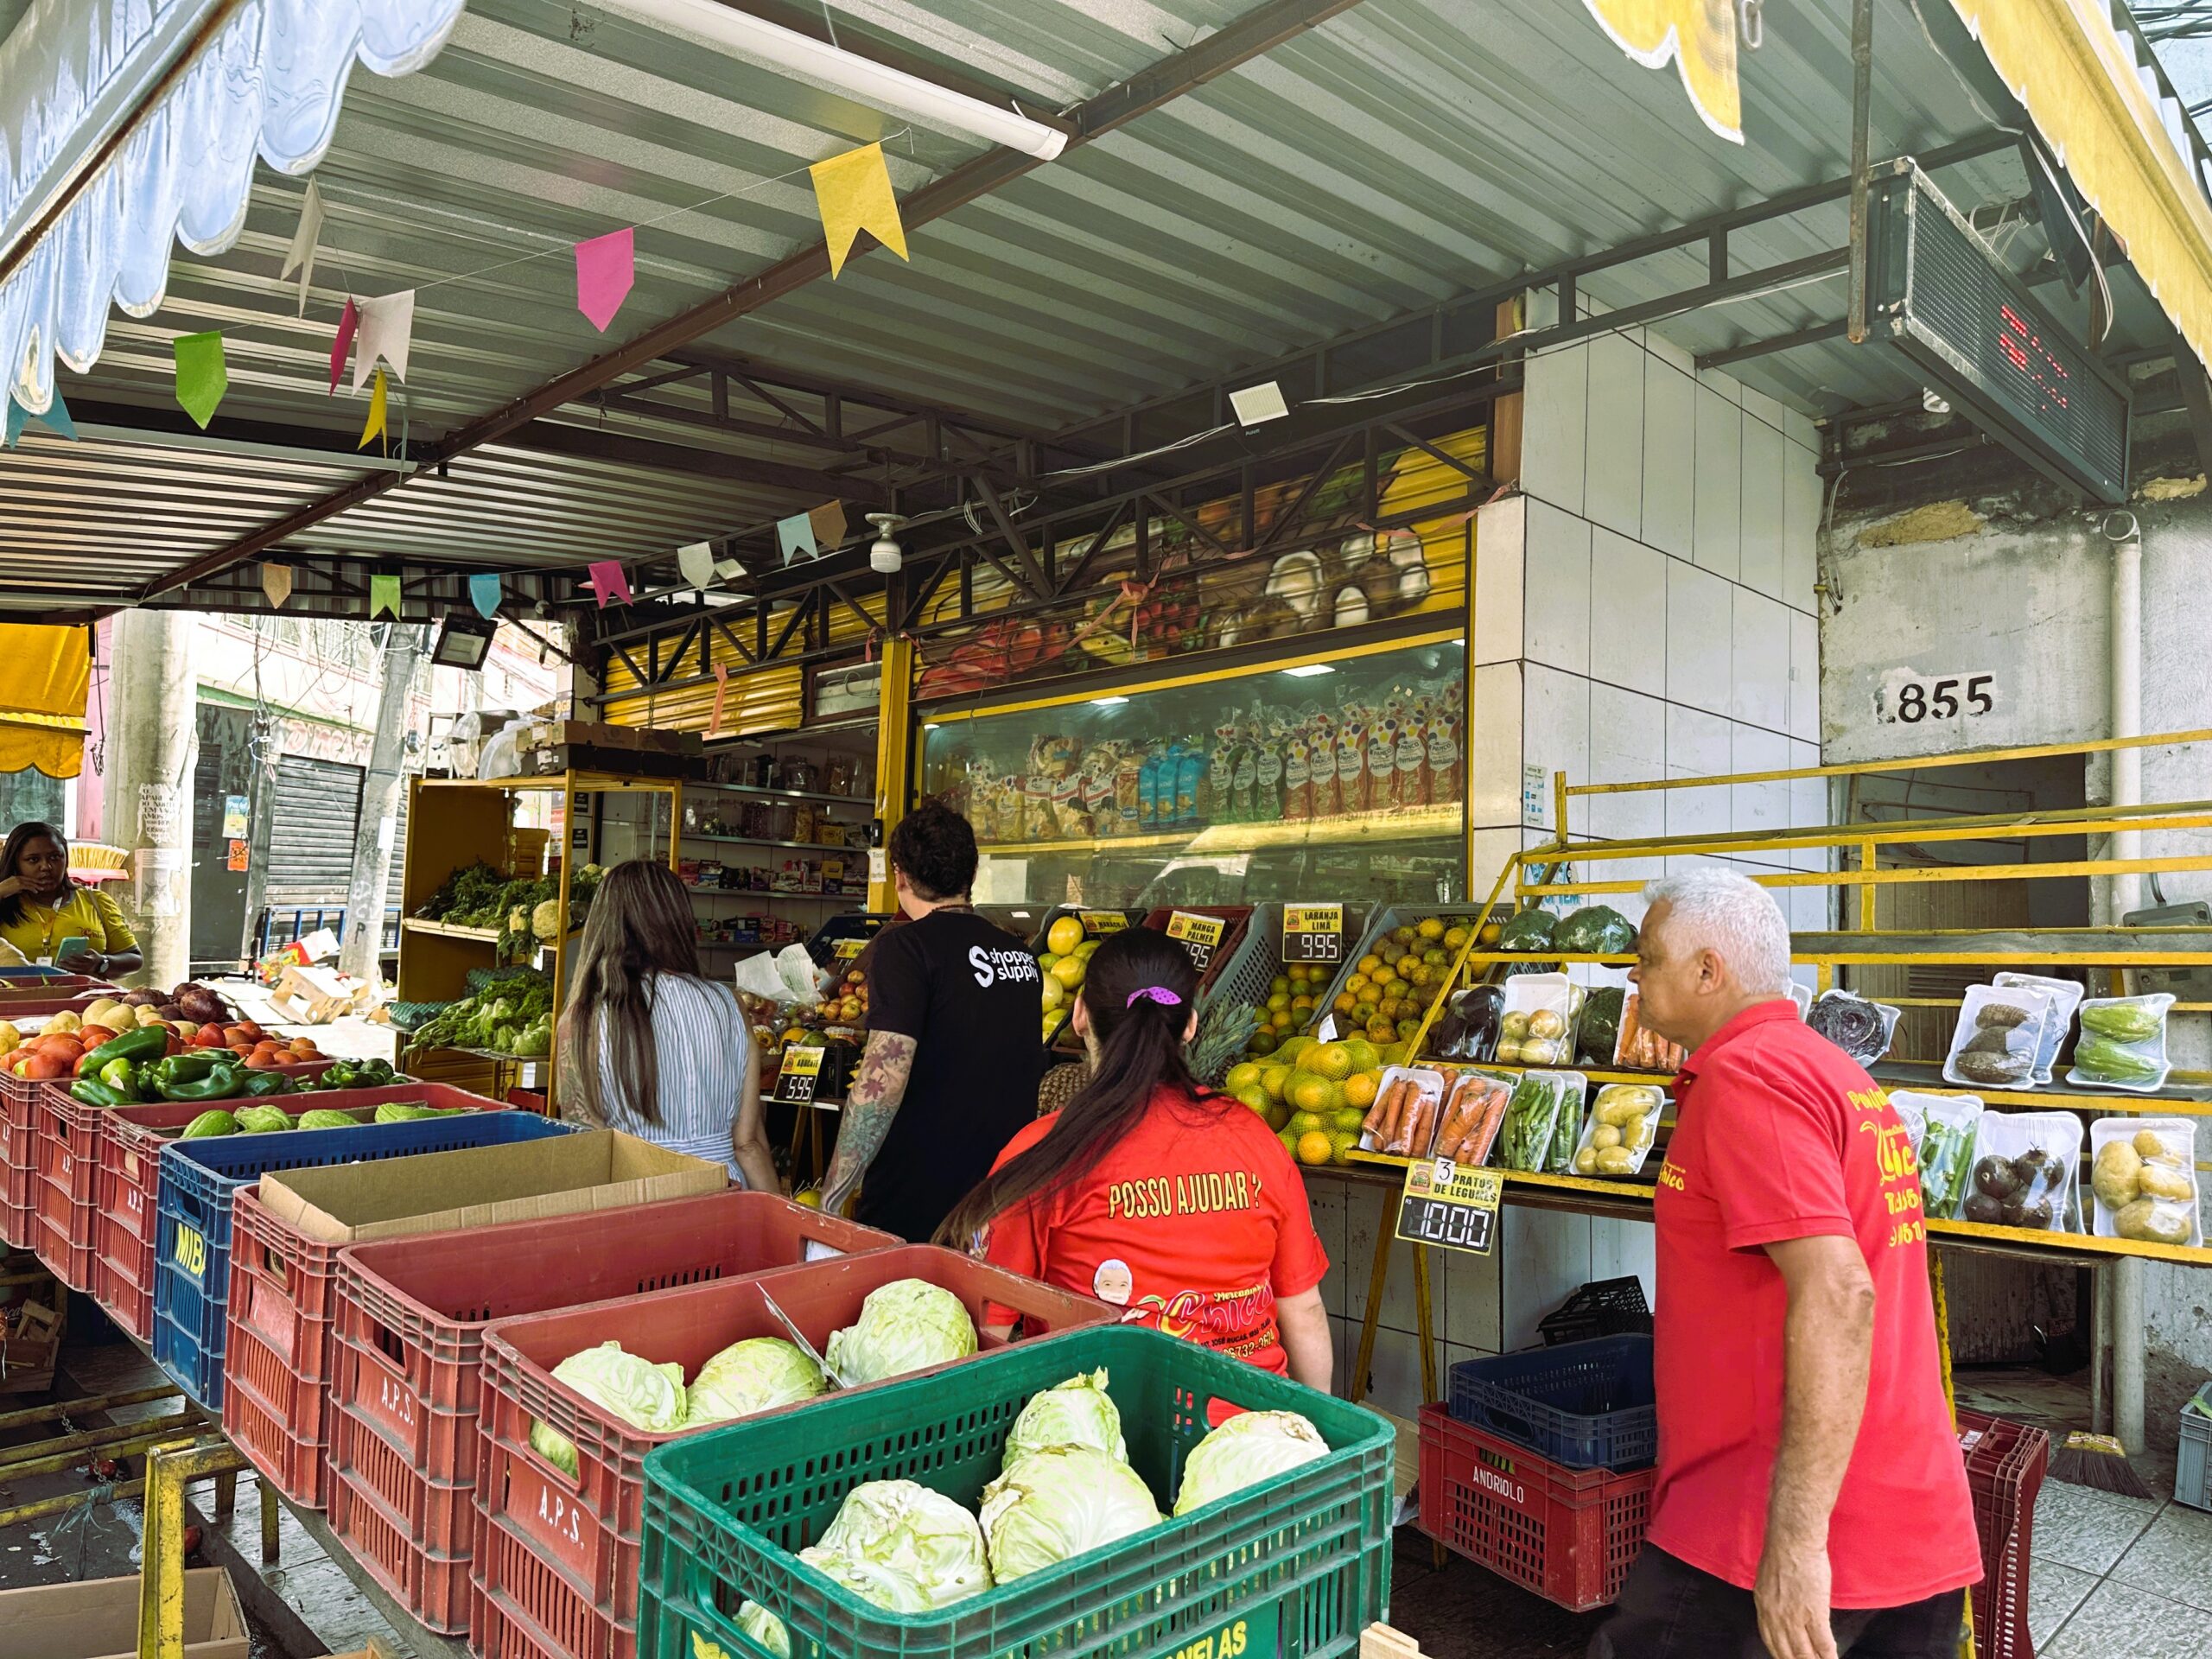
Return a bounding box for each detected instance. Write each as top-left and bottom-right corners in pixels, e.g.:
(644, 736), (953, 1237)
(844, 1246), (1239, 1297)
(0, 136), (915, 621)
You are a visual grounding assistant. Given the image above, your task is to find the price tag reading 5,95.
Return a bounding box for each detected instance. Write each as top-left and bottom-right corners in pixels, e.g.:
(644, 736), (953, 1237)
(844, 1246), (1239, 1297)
(1394, 1157), (1502, 1255)
(1281, 903), (1344, 964)
(1165, 910), (1226, 975)
(774, 1043), (823, 1106)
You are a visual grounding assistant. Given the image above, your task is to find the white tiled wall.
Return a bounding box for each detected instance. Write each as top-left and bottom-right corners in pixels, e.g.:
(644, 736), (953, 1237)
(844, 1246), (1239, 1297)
(1319, 313), (1828, 1421)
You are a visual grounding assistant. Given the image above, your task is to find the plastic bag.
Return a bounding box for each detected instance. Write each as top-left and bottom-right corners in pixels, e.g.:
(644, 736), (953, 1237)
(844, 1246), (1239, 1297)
(2066, 994), (2177, 1094)
(1361, 1066), (1447, 1157)
(1493, 973), (1577, 1068)
(1496, 908), (1558, 953)
(1806, 991), (1900, 1066)
(1433, 984), (1505, 1063)
(1570, 1084), (1666, 1178)
(1942, 985), (2056, 1091)
(1430, 1070), (1514, 1165)
(1887, 1090), (1938, 1163)
(1993, 972), (2086, 1086)
(1958, 1111), (2082, 1233)
(1915, 1095), (1984, 1218)
(2088, 1117), (2202, 1247)
(1576, 987), (1624, 1066)
(1553, 906), (1637, 955)
(1613, 988), (1686, 1072)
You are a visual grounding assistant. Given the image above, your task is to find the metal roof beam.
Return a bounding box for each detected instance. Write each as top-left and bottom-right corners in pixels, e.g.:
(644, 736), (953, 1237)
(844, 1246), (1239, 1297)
(145, 0), (1374, 603)
(498, 420), (889, 503)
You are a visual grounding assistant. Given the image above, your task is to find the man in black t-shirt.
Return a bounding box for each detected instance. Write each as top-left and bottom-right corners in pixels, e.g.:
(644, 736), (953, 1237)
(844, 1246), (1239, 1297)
(822, 802), (1043, 1243)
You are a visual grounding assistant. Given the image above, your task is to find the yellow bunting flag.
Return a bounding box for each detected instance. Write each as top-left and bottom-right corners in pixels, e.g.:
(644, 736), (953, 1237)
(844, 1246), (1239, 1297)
(1580, 0), (1741, 145)
(358, 368), (387, 449)
(810, 143), (908, 279)
(261, 564), (293, 608)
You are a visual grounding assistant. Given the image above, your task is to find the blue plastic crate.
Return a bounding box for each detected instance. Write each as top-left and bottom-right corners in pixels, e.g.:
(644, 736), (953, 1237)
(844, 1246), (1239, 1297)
(151, 1112), (572, 1409)
(1447, 1333), (1656, 1471)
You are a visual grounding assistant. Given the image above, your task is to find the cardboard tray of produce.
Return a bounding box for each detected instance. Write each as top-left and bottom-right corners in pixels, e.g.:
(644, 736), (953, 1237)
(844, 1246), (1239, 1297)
(253, 1128), (728, 1243)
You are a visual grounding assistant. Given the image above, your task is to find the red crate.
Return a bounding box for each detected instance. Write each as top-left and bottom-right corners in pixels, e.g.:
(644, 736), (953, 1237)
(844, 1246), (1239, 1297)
(31, 1083), (97, 1290)
(328, 1461), (473, 1632)
(476, 1244), (1113, 1659)
(328, 1190), (895, 1633)
(470, 1541), (571, 1659)
(0, 1069), (51, 1248)
(88, 1084), (494, 1345)
(1418, 1402), (1653, 1612)
(1957, 1408), (2049, 1659)
(221, 1351), (327, 1505)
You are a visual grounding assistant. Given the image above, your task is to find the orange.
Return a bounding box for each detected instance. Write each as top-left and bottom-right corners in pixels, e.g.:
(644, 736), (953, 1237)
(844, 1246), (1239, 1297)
(1343, 1071), (1379, 1110)
(1332, 992), (1358, 1016)
(1235, 1087), (1271, 1114)
(1289, 1074), (1341, 1115)
(1295, 1130), (1334, 1166)
(1262, 1065), (1293, 1103)
(1306, 1042), (1353, 1081)
(1277, 1128), (1302, 1158)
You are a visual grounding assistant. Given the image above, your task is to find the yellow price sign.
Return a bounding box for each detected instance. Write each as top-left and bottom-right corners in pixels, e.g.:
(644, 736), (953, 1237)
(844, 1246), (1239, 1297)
(1078, 910), (1128, 938)
(1165, 910), (1226, 974)
(1394, 1158), (1502, 1255)
(833, 938), (866, 962)
(776, 1043), (825, 1105)
(1281, 903), (1344, 963)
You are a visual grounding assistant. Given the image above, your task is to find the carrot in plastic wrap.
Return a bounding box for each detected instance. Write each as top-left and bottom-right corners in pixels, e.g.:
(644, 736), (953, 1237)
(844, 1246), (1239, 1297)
(1459, 1078), (1513, 1166)
(1431, 1074), (1483, 1160)
(1387, 1081), (1440, 1157)
(1362, 1077), (1404, 1140)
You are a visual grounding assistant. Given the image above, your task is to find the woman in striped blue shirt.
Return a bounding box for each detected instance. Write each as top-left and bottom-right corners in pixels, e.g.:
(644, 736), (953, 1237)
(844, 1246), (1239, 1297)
(556, 859), (778, 1191)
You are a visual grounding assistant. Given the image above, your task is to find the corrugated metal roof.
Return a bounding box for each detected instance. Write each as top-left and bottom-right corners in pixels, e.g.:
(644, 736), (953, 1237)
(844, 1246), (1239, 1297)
(0, 0), (2170, 609)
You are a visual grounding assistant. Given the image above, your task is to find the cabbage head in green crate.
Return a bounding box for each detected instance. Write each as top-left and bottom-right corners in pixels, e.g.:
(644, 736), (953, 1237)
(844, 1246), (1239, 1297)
(684, 1338), (824, 1428)
(816, 1479), (994, 1606)
(1002, 1369), (1127, 1465)
(823, 1279), (977, 1385)
(728, 1544), (936, 1659)
(529, 1342), (685, 1476)
(979, 1445), (1163, 1582)
(1172, 1409), (1328, 1516)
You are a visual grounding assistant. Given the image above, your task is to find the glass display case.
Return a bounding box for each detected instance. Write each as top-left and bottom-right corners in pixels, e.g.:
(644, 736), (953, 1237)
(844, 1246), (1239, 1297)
(920, 635), (1465, 910)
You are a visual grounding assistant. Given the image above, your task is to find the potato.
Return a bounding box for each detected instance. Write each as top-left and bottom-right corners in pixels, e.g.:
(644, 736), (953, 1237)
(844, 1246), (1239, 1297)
(1591, 1123), (1623, 1151)
(2115, 1197), (2192, 1244)
(1624, 1118), (1653, 1151)
(2135, 1128), (2177, 1160)
(1595, 1146), (1638, 1175)
(2092, 1142), (2143, 1211)
(1573, 1147), (1599, 1174)
(2139, 1161), (2195, 1204)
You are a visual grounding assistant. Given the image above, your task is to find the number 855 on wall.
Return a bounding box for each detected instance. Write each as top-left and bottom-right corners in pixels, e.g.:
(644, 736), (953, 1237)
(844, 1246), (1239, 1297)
(1876, 672), (1995, 725)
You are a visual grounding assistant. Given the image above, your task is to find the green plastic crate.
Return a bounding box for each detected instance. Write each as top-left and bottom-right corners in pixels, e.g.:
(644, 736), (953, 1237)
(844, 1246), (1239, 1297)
(638, 1324), (1394, 1659)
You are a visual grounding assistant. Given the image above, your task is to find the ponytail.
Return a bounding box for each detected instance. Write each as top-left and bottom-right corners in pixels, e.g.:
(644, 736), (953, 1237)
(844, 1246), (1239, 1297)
(936, 927), (1201, 1247)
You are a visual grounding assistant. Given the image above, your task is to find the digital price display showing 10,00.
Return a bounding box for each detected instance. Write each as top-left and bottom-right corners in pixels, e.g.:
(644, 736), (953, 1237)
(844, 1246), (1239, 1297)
(1394, 1159), (1502, 1255)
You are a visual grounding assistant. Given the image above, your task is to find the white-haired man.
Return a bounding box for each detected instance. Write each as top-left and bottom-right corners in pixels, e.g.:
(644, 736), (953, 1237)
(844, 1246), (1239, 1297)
(1590, 869), (1978, 1659)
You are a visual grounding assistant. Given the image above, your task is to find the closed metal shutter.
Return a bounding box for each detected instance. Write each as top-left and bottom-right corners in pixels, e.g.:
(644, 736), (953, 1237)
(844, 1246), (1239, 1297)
(265, 755), (363, 910)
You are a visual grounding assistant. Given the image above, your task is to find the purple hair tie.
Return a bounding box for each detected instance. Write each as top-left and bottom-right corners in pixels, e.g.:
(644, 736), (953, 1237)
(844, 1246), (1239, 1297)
(1125, 986), (1184, 1009)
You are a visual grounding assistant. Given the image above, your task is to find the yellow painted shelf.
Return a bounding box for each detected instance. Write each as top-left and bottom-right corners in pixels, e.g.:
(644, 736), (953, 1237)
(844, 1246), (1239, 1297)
(401, 918), (501, 944)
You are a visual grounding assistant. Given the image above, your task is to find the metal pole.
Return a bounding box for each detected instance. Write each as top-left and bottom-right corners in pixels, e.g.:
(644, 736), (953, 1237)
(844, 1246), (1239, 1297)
(1846, 0), (1874, 344)
(138, 1438), (251, 1659)
(2107, 512), (2145, 1454)
(0, 1381), (177, 1430)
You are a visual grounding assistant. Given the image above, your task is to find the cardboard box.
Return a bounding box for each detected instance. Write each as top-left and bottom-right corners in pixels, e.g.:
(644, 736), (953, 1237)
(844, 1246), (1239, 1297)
(8, 1567), (248, 1659)
(255, 1129), (727, 1245)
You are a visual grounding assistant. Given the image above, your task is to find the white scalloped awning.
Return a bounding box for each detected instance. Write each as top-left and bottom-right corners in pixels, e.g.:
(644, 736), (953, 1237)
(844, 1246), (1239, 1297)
(0, 0), (464, 416)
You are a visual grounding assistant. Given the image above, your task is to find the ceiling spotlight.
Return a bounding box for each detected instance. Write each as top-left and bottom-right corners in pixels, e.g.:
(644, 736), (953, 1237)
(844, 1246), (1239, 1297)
(868, 512), (906, 574)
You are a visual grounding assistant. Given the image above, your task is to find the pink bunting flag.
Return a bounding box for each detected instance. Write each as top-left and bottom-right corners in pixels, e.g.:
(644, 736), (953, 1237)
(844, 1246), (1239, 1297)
(587, 560), (631, 608)
(575, 228), (636, 334)
(328, 298), (359, 394)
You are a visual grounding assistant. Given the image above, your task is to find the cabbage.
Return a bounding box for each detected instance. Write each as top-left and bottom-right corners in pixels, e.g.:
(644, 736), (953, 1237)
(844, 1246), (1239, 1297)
(734, 1543), (933, 1656)
(823, 1280), (976, 1386)
(978, 1446), (1161, 1581)
(529, 1342), (687, 1477)
(1172, 1410), (1328, 1516)
(816, 1479), (992, 1606)
(1005, 1369), (1126, 1465)
(687, 1338), (826, 1428)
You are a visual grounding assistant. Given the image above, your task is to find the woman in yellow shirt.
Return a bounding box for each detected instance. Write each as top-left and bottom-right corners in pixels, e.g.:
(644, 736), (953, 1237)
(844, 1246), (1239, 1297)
(0, 823), (141, 977)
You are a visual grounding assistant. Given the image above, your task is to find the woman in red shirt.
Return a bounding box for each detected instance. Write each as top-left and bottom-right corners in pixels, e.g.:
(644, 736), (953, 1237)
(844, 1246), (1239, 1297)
(939, 928), (1332, 1387)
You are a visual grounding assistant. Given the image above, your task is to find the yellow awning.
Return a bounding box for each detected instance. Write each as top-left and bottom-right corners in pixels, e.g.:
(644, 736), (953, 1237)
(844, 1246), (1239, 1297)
(1951, 0), (2212, 375)
(0, 626), (89, 779)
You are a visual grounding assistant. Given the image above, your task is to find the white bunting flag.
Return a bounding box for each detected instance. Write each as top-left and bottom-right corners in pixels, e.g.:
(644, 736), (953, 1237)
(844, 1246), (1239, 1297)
(677, 542), (715, 590)
(281, 180), (324, 317)
(353, 289), (416, 389)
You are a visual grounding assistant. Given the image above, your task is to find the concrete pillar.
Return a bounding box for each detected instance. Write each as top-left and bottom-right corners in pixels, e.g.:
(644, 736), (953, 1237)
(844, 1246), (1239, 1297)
(339, 626), (423, 982)
(2107, 512), (2146, 1454)
(103, 610), (197, 988)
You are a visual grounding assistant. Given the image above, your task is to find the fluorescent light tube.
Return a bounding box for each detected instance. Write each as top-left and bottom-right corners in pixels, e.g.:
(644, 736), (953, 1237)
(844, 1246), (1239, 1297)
(602, 0), (1067, 161)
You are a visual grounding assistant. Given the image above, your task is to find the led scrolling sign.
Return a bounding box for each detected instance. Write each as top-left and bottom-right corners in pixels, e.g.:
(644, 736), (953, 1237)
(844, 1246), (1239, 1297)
(1865, 162), (2130, 504)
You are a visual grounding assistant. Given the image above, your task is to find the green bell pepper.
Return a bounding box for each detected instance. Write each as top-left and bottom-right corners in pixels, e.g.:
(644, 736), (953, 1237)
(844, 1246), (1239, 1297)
(97, 1058), (142, 1100)
(236, 1071), (289, 1098)
(84, 1027), (169, 1071)
(67, 1077), (133, 1109)
(149, 1051), (226, 1089)
(157, 1061), (244, 1103)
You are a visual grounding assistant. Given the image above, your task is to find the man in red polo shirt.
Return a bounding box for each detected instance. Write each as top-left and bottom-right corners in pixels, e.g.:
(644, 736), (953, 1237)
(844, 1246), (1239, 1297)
(1590, 869), (1980, 1659)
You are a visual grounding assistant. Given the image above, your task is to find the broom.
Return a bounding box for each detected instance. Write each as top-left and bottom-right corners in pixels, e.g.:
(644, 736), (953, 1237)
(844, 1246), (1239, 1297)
(2046, 1430), (2156, 1499)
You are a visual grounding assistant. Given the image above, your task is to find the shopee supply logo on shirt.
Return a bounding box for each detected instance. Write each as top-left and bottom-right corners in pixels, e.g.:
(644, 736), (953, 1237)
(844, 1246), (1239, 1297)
(968, 945), (1042, 988)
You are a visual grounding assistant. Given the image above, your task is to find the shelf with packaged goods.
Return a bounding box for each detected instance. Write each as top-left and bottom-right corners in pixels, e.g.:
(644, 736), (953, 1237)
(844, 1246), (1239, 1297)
(683, 886), (859, 902)
(1452, 1057), (2212, 1115)
(682, 832), (863, 855)
(1338, 1147), (2212, 1265)
(976, 802), (1462, 861)
(685, 780), (872, 808)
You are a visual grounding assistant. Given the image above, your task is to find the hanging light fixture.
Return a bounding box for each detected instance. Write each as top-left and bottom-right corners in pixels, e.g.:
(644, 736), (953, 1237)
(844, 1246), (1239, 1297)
(867, 512), (906, 574)
(599, 1), (1068, 161)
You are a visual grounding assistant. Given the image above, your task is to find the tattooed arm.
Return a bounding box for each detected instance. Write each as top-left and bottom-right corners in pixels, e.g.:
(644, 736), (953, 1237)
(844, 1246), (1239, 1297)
(822, 1030), (917, 1216)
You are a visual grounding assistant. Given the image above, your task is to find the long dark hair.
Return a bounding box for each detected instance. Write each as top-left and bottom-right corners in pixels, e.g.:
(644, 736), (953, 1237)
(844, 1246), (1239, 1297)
(936, 927), (1202, 1247)
(558, 860), (705, 1128)
(0, 822), (67, 931)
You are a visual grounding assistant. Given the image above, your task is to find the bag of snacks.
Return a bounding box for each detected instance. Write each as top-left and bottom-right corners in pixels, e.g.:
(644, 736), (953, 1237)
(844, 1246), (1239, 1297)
(1942, 984), (2057, 1091)
(1958, 1111), (2082, 1233)
(2088, 1118), (2202, 1247)
(1571, 1084), (1666, 1178)
(1914, 1095), (1984, 1218)
(2065, 993), (2177, 1094)
(1807, 990), (1901, 1066)
(1993, 972), (2086, 1085)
